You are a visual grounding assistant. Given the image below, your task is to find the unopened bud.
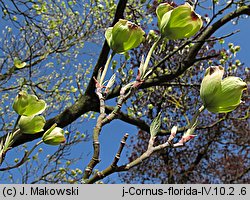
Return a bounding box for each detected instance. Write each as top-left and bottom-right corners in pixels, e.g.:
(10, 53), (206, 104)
(42, 127), (66, 145)
(157, 3), (203, 39)
(200, 66), (247, 113)
(105, 19), (145, 54)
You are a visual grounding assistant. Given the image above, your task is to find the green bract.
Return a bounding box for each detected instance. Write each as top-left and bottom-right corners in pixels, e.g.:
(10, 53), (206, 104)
(200, 66), (247, 113)
(18, 115), (45, 134)
(42, 127), (65, 145)
(13, 91), (46, 116)
(157, 3), (203, 40)
(105, 19), (145, 54)
(156, 3), (173, 26)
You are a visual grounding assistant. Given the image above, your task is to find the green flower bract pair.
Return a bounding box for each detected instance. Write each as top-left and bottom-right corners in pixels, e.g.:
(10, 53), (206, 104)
(105, 3), (203, 53)
(105, 19), (145, 54)
(13, 91), (47, 134)
(156, 3), (203, 40)
(13, 91), (46, 116)
(200, 66), (247, 113)
(13, 91), (65, 145)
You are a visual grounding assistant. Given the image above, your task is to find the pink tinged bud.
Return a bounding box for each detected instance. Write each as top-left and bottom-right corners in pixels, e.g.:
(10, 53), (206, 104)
(180, 135), (196, 143)
(168, 126), (178, 142)
(157, 3), (203, 40)
(42, 127), (66, 145)
(171, 125), (178, 135)
(105, 19), (145, 54)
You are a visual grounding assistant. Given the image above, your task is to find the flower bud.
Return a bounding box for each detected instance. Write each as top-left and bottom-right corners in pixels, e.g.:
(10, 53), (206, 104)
(42, 127), (66, 145)
(105, 19), (145, 54)
(146, 30), (158, 42)
(212, 77), (247, 113)
(200, 66), (224, 107)
(18, 115), (45, 134)
(13, 91), (46, 116)
(234, 46), (241, 52)
(200, 66), (247, 113)
(157, 3), (203, 39)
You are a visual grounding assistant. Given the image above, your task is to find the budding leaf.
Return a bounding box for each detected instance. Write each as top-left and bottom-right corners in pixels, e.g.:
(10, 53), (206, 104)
(106, 73), (116, 92)
(97, 67), (102, 83)
(14, 58), (27, 69)
(150, 112), (162, 137)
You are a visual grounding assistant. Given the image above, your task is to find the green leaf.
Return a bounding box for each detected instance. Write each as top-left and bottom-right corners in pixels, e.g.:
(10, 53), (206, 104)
(14, 58), (26, 69)
(150, 112), (162, 137)
(18, 115), (46, 134)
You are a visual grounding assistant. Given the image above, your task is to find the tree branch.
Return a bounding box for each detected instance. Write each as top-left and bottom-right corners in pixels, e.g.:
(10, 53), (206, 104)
(83, 85), (106, 179)
(85, 133), (129, 184)
(105, 106), (227, 136)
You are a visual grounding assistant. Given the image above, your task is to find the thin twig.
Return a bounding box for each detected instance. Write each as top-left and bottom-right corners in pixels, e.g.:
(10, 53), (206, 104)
(0, 140), (43, 171)
(85, 133), (129, 184)
(83, 87), (105, 179)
